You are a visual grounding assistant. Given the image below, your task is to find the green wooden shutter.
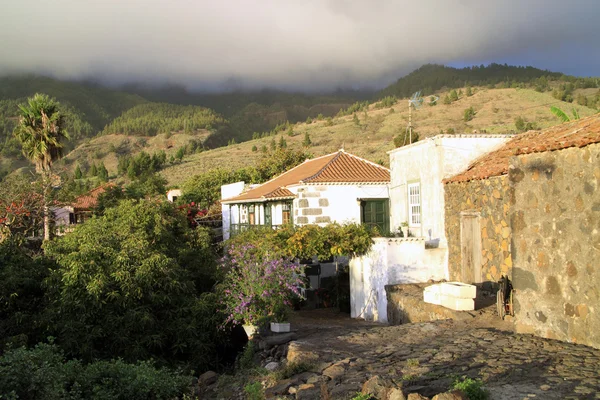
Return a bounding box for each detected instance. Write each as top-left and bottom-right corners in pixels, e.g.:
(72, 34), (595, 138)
(362, 200), (389, 233)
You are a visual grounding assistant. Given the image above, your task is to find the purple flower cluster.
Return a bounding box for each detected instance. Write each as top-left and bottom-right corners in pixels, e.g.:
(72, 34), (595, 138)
(219, 242), (305, 328)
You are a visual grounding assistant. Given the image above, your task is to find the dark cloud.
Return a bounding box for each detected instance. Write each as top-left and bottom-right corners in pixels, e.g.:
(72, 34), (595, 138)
(1, 0), (598, 91)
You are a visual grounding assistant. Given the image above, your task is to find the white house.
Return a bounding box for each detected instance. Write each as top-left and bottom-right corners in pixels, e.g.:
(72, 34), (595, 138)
(351, 134), (513, 322)
(220, 149), (391, 240)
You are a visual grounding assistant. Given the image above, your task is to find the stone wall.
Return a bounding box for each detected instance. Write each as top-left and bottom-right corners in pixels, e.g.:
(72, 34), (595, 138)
(294, 185), (331, 225)
(445, 175), (512, 282)
(511, 143), (600, 349)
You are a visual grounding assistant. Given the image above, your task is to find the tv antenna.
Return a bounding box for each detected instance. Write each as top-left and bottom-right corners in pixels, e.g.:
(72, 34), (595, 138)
(406, 91), (423, 145)
(405, 91), (439, 146)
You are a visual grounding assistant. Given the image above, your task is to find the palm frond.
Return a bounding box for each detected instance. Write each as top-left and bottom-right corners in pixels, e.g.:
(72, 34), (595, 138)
(571, 108), (580, 120)
(550, 106), (570, 122)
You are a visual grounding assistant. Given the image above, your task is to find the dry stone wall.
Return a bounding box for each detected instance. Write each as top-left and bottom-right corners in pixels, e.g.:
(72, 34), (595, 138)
(445, 175), (512, 282)
(511, 143), (600, 348)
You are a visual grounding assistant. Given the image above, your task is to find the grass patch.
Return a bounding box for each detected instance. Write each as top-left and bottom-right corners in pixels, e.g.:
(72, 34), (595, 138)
(244, 381), (265, 400)
(451, 377), (489, 400)
(273, 361), (315, 380)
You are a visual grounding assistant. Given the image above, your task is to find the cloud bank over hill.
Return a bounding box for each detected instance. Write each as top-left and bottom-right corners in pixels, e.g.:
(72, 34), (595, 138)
(1, 0), (599, 91)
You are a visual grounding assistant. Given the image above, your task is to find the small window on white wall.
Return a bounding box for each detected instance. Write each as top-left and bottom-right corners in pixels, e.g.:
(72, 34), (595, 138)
(408, 183), (421, 227)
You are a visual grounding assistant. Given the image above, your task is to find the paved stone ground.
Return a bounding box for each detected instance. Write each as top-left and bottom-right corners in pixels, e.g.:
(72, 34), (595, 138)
(282, 309), (600, 399)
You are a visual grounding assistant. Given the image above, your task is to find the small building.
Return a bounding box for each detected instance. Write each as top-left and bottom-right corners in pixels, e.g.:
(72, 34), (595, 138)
(351, 134), (512, 322)
(220, 150), (391, 240)
(445, 115), (600, 349)
(53, 185), (110, 234)
(166, 189), (182, 203)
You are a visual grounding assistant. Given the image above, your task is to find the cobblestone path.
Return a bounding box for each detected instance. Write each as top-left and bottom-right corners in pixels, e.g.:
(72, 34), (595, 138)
(285, 310), (600, 399)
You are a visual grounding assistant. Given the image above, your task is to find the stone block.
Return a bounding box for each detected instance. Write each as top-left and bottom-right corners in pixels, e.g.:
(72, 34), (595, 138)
(440, 282), (476, 299)
(440, 294), (474, 311)
(297, 216), (308, 224)
(302, 208), (322, 216)
(298, 199), (309, 208)
(315, 186), (328, 191)
(318, 198), (329, 207)
(302, 192), (321, 198)
(314, 216), (331, 223)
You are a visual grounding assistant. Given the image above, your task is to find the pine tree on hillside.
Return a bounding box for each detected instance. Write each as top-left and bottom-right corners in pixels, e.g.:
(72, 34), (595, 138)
(90, 163), (98, 177)
(302, 132), (312, 147)
(74, 165), (83, 179)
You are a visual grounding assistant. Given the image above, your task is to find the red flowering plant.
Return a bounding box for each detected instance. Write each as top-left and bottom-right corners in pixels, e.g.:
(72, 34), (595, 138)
(218, 242), (305, 329)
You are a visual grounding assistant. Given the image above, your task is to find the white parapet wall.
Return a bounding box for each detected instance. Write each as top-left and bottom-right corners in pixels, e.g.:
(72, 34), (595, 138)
(350, 237), (447, 323)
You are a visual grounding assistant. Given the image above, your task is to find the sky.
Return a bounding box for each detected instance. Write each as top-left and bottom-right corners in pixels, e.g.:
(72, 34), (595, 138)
(1, 0), (599, 92)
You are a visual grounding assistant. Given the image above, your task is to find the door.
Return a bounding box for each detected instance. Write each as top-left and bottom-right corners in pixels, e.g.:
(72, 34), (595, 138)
(460, 212), (482, 283)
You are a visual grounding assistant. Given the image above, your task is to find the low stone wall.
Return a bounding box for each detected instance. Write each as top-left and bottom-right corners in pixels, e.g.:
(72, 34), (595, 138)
(349, 238), (447, 323)
(385, 283), (476, 325)
(511, 143), (600, 349)
(445, 175), (512, 282)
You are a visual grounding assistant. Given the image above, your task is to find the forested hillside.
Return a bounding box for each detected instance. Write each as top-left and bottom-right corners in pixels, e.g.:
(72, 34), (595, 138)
(377, 63), (599, 99)
(101, 103), (227, 136)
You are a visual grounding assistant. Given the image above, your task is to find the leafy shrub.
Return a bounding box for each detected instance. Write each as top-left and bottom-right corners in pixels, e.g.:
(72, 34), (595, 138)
(0, 238), (52, 348)
(0, 343), (193, 400)
(451, 377), (489, 400)
(463, 106), (476, 122)
(244, 381), (264, 400)
(393, 131), (419, 148)
(219, 243), (305, 327)
(44, 200), (220, 368)
(239, 342), (257, 370)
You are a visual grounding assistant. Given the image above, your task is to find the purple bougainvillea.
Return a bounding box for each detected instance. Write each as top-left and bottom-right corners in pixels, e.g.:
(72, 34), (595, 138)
(219, 243), (305, 328)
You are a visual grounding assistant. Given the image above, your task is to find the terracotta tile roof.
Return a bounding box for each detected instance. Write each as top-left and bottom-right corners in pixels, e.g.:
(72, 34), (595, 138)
(72, 184), (112, 210)
(222, 150), (390, 203)
(445, 115), (600, 183)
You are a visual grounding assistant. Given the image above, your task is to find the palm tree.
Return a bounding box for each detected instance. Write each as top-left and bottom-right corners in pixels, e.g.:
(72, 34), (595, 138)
(13, 93), (69, 241)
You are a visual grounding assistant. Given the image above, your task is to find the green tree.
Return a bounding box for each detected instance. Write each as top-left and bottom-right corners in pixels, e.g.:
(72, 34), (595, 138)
(44, 200), (219, 366)
(302, 132), (312, 147)
(261, 145), (268, 153)
(449, 90), (459, 102)
(251, 145), (258, 152)
(286, 126), (294, 137)
(13, 94), (69, 241)
(353, 113), (360, 126)
(442, 95), (452, 105)
(270, 138), (276, 151)
(278, 136), (287, 149)
(74, 164), (83, 179)
(175, 146), (185, 162)
(466, 86), (473, 97)
(463, 106), (476, 122)
(89, 163), (98, 177)
(97, 163), (108, 182)
(393, 131), (419, 148)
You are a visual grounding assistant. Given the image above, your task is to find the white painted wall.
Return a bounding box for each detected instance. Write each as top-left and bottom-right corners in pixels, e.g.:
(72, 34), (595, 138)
(291, 183), (389, 226)
(388, 135), (511, 245)
(350, 238), (447, 323)
(166, 189), (182, 203)
(221, 181), (246, 240)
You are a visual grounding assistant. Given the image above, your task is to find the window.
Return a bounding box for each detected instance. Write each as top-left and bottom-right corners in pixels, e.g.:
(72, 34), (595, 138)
(282, 202), (292, 224)
(408, 183), (421, 226)
(264, 204), (272, 226)
(361, 200), (389, 234)
(248, 204), (256, 225)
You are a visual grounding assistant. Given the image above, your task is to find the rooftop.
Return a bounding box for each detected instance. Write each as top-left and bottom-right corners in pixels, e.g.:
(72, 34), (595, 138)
(72, 184), (113, 210)
(222, 150), (390, 203)
(445, 115), (600, 183)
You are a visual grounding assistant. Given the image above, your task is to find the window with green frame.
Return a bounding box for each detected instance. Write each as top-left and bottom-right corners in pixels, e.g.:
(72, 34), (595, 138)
(361, 200), (389, 234)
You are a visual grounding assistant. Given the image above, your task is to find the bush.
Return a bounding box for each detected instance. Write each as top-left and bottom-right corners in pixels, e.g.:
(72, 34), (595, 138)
(0, 239), (52, 349)
(219, 242), (305, 327)
(463, 106), (476, 122)
(44, 200), (220, 368)
(244, 381), (264, 400)
(0, 343), (193, 400)
(393, 131), (419, 148)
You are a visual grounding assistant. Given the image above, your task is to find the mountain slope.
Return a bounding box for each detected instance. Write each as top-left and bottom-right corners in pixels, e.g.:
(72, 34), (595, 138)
(378, 63), (571, 99)
(159, 86), (599, 186)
